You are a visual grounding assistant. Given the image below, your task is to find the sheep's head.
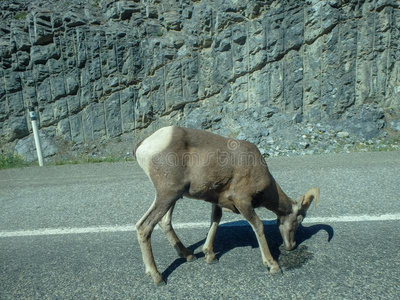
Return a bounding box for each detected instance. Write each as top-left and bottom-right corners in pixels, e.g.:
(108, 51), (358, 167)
(278, 187), (320, 251)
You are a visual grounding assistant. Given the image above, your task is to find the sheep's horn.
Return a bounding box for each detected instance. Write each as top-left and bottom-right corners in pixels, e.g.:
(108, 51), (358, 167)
(298, 187), (320, 209)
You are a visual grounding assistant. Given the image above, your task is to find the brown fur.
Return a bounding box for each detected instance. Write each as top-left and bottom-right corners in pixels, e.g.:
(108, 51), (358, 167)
(135, 126), (320, 285)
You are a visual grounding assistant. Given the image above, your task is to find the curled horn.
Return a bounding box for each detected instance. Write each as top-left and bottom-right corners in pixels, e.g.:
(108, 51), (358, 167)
(299, 187), (320, 209)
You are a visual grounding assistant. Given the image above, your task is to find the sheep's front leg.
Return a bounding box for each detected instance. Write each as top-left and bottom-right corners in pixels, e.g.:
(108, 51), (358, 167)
(234, 198), (281, 274)
(158, 203), (196, 261)
(202, 204), (222, 263)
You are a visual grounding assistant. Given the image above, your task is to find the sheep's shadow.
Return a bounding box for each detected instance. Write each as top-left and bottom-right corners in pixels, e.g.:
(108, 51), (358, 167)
(162, 220), (334, 280)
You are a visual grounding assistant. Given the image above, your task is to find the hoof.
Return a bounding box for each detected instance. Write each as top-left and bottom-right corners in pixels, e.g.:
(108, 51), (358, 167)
(207, 258), (219, 264)
(205, 256), (219, 264)
(269, 265), (282, 276)
(186, 254), (197, 262)
(279, 244), (287, 252)
(155, 279), (167, 287)
(279, 244), (296, 252)
(152, 273), (166, 286)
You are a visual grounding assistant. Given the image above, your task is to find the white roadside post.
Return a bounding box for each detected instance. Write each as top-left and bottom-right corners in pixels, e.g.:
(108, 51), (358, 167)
(29, 106), (44, 167)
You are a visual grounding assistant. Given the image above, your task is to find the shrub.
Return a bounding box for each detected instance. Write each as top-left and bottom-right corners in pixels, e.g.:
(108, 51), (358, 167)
(14, 12), (27, 20)
(0, 152), (27, 169)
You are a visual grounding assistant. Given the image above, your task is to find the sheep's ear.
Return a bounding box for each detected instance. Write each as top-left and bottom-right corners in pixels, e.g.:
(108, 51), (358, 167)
(297, 187), (320, 212)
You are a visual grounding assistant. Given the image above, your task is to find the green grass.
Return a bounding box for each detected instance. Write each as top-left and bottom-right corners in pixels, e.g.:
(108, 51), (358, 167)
(51, 154), (134, 166)
(0, 152), (135, 170)
(0, 152), (28, 169)
(14, 12), (27, 20)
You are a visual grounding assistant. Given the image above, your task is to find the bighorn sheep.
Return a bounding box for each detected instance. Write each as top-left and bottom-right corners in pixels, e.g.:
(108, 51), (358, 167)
(134, 126), (320, 285)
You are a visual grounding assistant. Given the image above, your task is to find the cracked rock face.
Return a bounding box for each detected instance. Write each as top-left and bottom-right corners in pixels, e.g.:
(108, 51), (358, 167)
(0, 0), (400, 158)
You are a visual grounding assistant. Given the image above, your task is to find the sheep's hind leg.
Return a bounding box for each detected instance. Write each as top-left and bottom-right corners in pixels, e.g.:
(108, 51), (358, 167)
(158, 203), (196, 262)
(136, 195), (177, 286)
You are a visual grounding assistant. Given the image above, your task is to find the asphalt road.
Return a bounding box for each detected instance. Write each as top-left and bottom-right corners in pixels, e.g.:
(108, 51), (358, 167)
(1, 151), (399, 299)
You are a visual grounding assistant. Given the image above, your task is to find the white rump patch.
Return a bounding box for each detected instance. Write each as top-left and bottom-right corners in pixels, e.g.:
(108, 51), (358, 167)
(136, 126), (174, 177)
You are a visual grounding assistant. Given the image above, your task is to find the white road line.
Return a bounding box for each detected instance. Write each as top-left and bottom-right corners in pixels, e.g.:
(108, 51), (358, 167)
(0, 174), (145, 183)
(1, 214), (400, 238)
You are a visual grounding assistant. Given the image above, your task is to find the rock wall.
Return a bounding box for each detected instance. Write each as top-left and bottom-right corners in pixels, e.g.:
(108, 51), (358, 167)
(1, 0), (400, 158)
